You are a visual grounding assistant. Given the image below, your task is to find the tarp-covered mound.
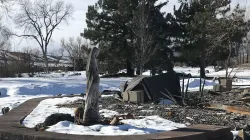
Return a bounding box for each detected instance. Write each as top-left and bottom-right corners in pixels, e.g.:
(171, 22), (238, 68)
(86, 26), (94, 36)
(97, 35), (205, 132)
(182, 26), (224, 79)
(121, 71), (182, 104)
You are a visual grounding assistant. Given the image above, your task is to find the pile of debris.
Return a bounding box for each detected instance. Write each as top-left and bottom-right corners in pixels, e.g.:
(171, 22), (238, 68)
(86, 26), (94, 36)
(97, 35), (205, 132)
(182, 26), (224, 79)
(44, 87), (250, 140)
(37, 71), (250, 139)
(55, 90), (250, 129)
(118, 71), (182, 105)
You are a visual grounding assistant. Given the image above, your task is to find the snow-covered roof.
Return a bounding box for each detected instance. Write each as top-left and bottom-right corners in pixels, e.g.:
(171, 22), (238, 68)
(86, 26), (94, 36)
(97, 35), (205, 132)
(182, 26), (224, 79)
(0, 50), (73, 67)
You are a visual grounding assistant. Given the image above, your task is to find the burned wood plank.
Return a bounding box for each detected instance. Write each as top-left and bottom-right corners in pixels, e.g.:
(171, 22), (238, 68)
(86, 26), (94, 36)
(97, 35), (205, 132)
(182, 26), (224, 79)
(208, 104), (250, 115)
(208, 90), (221, 96)
(239, 97), (250, 102)
(114, 97), (123, 102)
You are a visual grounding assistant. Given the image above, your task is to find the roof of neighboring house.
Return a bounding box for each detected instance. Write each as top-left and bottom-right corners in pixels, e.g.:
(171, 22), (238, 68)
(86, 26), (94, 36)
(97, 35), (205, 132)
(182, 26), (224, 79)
(7, 52), (32, 61)
(0, 50), (73, 67)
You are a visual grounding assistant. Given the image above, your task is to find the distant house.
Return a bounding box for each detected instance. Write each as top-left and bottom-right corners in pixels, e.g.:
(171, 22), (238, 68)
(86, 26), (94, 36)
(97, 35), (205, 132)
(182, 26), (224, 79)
(0, 49), (73, 73)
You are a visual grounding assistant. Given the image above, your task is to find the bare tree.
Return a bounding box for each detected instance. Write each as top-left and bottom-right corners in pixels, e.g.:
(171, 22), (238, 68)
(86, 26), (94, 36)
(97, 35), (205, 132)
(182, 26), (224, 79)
(131, 0), (157, 75)
(0, 0), (14, 52)
(0, 0), (13, 5)
(246, 33), (250, 63)
(0, 23), (11, 67)
(244, 7), (250, 63)
(216, 5), (248, 79)
(61, 37), (88, 71)
(0, 0), (15, 54)
(0, 12), (11, 50)
(0, 0), (14, 13)
(14, 0), (73, 72)
(22, 46), (41, 74)
(0, 45), (11, 77)
(0, 0), (8, 3)
(50, 47), (64, 67)
(22, 46), (40, 56)
(0, 33), (9, 50)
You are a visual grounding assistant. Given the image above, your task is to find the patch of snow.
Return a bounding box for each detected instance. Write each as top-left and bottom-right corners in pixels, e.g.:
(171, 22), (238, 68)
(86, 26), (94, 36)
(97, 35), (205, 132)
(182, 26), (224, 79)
(0, 71), (129, 116)
(101, 95), (114, 98)
(174, 67), (250, 91)
(231, 131), (239, 137)
(118, 69), (127, 74)
(121, 116), (186, 132)
(173, 66), (250, 78)
(180, 78), (217, 92)
(102, 86), (120, 91)
(46, 118), (184, 135)
(46, 115), (186, 136)
(186, 117), (194, 121)
(137, 106), (143, 109)
(233, 78), (250, 88)
(158, 99), (174, 105)
(99, 109), (119, 118)
(22, 97), (83, 128)
(142, 70), (167, 76)
(142, 70), (151, 76)
(174, 66), (215, 76)
(140, 110), (154, 113)
(3, 67), (250, 118)
(188, 79), (217, 88)
(23, 97), (185, 136)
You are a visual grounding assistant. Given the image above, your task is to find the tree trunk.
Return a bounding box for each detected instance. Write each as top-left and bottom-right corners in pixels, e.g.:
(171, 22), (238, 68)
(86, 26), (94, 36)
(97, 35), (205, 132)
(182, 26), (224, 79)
(124, 37), (134, 77)
(73, 59), (76, 71)
(83, 47), (100, 125)
(225, 63), (228, 79)
(199, 54), (206, 79)
(136, 67), (140, 75)
(247, 48), (249, 63)
(4, 59), (8, 77)
(43, 55), (49, 73)
(151, 68), (156, 76)
(139, 64), (143, 75)
(226, 44), (232, 79)
(243, 49), (245, 64)
(126, 59), (134, 77)
(239, 51), (242, 65)
(237, 48), (240, 65)
(199, 55), (205, 93)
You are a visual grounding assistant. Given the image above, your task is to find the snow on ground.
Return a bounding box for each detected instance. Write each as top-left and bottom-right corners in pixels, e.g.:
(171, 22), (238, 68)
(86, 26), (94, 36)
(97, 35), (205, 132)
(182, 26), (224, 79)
(182, 78), (217, 91)
(0, 68), (248, 136)
(23, 97), (186, 135)
(232, 131), (239, 137)
(142, 66), (250, 91)
(174, 66), (250, 78)
(1, 67), (250, 116)
(174, 66), (215, 77)
(142, 70), (218, 91)
(0, 71), (129, 116)
(23, 97), (83, 128)
(46, 117), (185, 135)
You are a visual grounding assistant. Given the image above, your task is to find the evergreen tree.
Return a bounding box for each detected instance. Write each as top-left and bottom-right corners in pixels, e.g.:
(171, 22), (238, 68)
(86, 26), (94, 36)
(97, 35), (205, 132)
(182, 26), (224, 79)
(214, 4), (249, 78)
(131, 0), (171, 75)
(144, 8), (175, 74)
(84, 0), (136, 76)
(84, 0), (172, 75)
(173, 0), (231, 78)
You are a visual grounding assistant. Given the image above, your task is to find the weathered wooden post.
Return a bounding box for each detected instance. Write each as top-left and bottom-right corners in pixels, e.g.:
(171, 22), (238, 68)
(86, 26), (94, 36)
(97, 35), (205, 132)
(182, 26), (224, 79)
(83, 47), (100, 125)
